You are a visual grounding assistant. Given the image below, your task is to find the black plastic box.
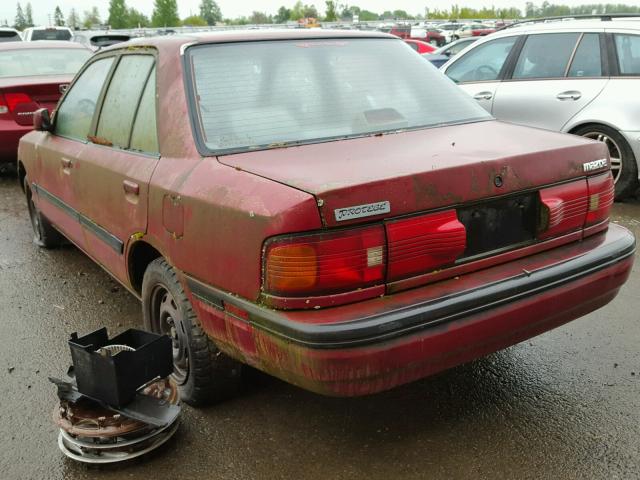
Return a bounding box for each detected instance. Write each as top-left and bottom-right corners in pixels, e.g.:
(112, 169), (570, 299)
(68, 328), (173, 407)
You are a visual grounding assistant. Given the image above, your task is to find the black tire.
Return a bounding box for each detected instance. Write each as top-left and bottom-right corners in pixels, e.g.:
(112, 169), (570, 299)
(23, 176), (65, 248)
(572, 124), (639, 200)
(452, 35), (460, 41)
(142, 258), (242, 406)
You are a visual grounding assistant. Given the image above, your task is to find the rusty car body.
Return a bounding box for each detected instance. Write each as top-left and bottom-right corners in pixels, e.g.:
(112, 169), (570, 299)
(17, 30), (635, 404)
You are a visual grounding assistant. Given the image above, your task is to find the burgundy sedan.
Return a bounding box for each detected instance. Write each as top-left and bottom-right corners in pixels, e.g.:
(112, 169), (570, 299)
(0, 41), (91, 162)
(18, 30), (634, 405)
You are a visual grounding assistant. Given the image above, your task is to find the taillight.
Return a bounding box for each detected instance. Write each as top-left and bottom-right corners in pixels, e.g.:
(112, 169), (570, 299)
(264, 225), (385, 297)
(0, 94), (7, 115)
(386, 210), (466, 282)
(585, 173), (614, 228)
(538, 173), (613, 239)
(4, 92), (33, 113)
(538, 179), (588, 239)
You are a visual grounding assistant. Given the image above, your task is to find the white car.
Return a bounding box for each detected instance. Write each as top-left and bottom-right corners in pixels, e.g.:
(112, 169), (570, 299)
(441, 17), (640, 199)
(22, 26), (73, 41)
(0, 27), (21, 42)
(437, 22), (465, 43)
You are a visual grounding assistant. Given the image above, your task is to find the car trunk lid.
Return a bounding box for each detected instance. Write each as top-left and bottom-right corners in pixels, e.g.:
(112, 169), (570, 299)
(0, 75), (72, 126)
(218, 120), (609, 228)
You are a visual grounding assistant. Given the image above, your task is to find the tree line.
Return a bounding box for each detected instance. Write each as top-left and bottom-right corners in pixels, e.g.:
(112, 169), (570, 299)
(5, 1), (640, 30)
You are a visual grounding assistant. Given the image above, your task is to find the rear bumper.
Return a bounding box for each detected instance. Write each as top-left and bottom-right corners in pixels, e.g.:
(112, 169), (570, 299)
(187, 224), (635, 396)
(0, 122), (31, 162)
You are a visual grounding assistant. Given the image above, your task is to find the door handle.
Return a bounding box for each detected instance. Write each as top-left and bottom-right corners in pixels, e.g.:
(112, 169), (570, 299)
(473, 91), (493, 100)
(556, 91), (582, 101)
(123, 180), (139, 196)
(61, 157), (73, 169)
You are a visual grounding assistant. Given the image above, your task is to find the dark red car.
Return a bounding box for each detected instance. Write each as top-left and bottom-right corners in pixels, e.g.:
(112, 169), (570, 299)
(18, 30), (634, 405)
(0, 41), (91, 162)
(404, 39), (436, 54)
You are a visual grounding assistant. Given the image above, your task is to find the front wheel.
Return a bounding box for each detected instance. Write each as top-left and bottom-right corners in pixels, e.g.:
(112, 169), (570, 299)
(142, 258), (242, 406)
(573, 124), (638, 200)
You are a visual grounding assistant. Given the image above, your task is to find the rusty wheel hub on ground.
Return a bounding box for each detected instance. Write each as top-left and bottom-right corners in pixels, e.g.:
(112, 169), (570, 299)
(55, 378), (180, 464)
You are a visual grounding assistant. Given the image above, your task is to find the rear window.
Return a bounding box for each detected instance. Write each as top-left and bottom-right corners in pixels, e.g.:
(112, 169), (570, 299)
(187, 38), (490, 154)
(0, 48), (90, 78)
(31, 29), (72, 41)
(0, 31), (21, 42)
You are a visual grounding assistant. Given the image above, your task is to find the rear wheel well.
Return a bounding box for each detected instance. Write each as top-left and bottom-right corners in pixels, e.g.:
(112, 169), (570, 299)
(128, 241), (162, 294)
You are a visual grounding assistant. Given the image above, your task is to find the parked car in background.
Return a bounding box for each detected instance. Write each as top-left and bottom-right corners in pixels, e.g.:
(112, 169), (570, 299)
(423, 37), (478, 67)
(22, 26), (73, 41)
(404, 38), (436, 54)
(18, 30), (634, 406)
(379, 24), (411, 39)
(441, 17), (640, 199)
(436, 22), (465, 43)
(452, 23), (495, 40)
(0, 41), (90, 162)
(0, 27), (22, 42)
(409, 26), (446, 46)
(73, 31), (133, 51)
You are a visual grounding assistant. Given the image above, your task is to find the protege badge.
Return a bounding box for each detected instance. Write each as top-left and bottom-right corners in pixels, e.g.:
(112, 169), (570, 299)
(583, 158), (608, 172)
(334, 201), (390, 222)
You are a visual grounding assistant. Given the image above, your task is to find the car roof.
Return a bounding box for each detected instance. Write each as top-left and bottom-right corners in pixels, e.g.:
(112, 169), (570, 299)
(0, 40), (88, 51)
(496, 18), (640, 35)
(100, 28), (396, 53)
(0, 27), (20, 32)
(24, 26), (73, 31)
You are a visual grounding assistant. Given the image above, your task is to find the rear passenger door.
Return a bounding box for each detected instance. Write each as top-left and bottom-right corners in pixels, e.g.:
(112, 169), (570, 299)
(72, 53), (159, 284)
(492, 32), (609, 131)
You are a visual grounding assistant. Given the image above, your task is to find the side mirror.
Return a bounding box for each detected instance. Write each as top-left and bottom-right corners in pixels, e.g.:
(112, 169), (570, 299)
(33, 108), (52, 132)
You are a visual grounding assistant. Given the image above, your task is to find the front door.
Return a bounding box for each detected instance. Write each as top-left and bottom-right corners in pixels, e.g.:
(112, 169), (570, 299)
(443, 35), (520, 114)
(32, 57), (115, 249)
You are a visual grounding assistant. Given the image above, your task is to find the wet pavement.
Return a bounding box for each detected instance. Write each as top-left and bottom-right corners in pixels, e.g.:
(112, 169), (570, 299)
(0, 167), (638, 480)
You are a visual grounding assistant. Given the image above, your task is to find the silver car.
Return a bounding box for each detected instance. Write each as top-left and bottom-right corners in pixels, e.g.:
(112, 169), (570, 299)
(441, 18), (640, 199)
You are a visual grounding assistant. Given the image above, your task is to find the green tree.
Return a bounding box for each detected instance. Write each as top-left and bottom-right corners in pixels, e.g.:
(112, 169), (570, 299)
(249, 11), (271, 23)
(182, 14), (207, 26)
(152, 0), (180, 27)
(199, 0), (222, 25)
(82, 6), (101, 28)
(67, 8), (79, 29)
(291, 1), (304, 20)
(14, 2), (26, 30)
(324, 1), (337, 21)
(126, 7), (150, 27)
(358, 9), (378, 21)
(108, 0), (128, 29)
(274, 6), (291, 23)
(54, 6), (64, 26)
(303, 4), (318, 17)
(24, 2), (33, 27)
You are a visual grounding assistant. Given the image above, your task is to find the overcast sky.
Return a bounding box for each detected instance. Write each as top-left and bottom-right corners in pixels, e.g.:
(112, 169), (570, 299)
(0, 0), (628, 26)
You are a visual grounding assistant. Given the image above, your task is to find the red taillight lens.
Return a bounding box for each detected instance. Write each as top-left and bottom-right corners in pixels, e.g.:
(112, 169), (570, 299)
(538, 179), (588, 239)
(585, 172), (614, 227)
(4, 92), (33, 113)
(386, 209), (466, 282)
(264, 225), (386, 297)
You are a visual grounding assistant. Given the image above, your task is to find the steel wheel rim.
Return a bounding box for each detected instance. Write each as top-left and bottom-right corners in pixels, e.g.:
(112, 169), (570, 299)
(150, 285), (189, 384)
(583, 132), (622, 183)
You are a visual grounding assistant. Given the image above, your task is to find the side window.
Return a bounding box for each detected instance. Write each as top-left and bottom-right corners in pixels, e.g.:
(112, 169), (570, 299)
(446, 36), (518, 83)
(448, 40), (471, 56)
(512, 33), (580, 79)
(96, 55), (155, 148)
(614, 34), (640, 75)
(55, 57), (114, 140)
(568, 34), (602, 77)
(130, 67), (158, 154)
(406, 42), (418, 51)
